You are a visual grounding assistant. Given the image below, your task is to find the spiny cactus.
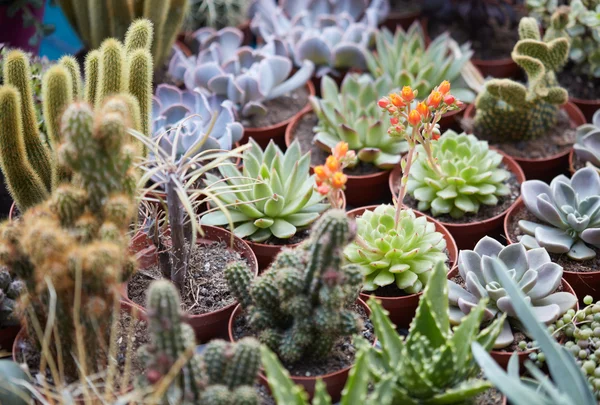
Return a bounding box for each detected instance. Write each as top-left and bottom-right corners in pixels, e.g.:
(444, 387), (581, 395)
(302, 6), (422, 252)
(138, 280), (260, 404)
(474, 16), (570, 141)
(0, 266), (23, 328)
(58, 0), (188, 67)
(0, 97), (138, 376)
(225, 210), (363, 363)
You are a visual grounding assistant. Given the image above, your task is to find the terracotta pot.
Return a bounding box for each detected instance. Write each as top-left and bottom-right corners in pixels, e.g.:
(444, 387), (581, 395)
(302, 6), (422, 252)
(382, 9), (422, 32)
(241, 81), (315, 150)
(228, 298), (372, 402)
(438, 103), (467, 133)
(568, 148), (576, 175)
(473, 58), (520, 80)
(311, 70), (348, 98)
(347, 205), (458, 328)
(124, 225), (258, 341)
(245, 238), (302, 272)
(570, 96), (600, 123)
(388, 150), (526, 250)
(463, 102), (586, 181)
(505, 198), (600, 303)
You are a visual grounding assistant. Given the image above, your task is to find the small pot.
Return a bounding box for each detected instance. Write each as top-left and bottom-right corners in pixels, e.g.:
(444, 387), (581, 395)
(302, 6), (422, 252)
(347, 205), (458, 329)
(505, 199), (600, 303)
(381, 9), (422, 32)
(311, 70), (349, 98)
(124, 225), (259, 341)
(388, 150), (526, 250)
(570, 96), (600, 123)
(228, 298), (372, 402)
(245, 238), (302, 272)
(241, 81), (315, 150)
(463, 102), (587, 181)
(473, 58), (520, 80)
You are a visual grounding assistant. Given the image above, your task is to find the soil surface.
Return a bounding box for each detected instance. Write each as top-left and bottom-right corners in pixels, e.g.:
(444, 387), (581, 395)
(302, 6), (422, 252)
(571, 152), (596, 173)
(558, 65), (600, 101)
(507, 204), (600, 273)
(128, 241), (247, 314)
(473, 385), (504, 405)
(233, 304), (375, 377)
(245, 86), (310, 129)
(261, 229), (310, 246)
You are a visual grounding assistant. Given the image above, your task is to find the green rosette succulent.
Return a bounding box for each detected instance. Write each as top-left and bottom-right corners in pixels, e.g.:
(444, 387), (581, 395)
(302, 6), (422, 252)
(406, 131), (512, 219)
(311, 74), (408, 169)
(344, 204), (448, 293)
(202, 139), (328, 242)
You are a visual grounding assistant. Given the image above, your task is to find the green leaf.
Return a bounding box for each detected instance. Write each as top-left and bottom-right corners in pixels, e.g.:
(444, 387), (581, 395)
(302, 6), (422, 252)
(254, 218), (275, 229)
(423, 379), (492, 405)
(455, 195), (477, 213)
(367, 298), (404, 366)
(312, 379), (332, 405)
(437, 185), (458, 200)
(271, 219), (296, 239)
(201, 210), (248, 226)
(285, 212), (321, 227)
(339, 349), (370, 405)
(260, 346), (309, 405)
(265, 194), (286, 217)
(233, 221), (259, 239)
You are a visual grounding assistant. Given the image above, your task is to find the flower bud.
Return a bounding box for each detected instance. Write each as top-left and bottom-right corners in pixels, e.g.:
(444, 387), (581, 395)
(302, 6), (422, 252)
(331, 172), (347, 189)
(400, 86), (415, 102)
(332, 141), (349, 159)
(390, 116), (399, 125)
(416, 102), (429, 119)
(378, 97), (389, 108)
(326, 155), (339, 172)
(444, 94), (456, 105)
(427, 91), (442, 108)
(317, 184), (330, 195)
(439, 80), (451, 95)
(408, 110), (421, 126)
(314, 165), (328, 180)
(389, 93), (406, 108)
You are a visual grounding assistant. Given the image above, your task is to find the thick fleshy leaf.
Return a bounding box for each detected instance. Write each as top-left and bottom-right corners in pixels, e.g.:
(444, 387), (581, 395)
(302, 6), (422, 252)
(474, 236), (503, 258)
(571, 167), (600, 200)
(498, 243), (528, 280)
(493, 319), (514, 349)
(535, 227), (574, 254)
(526, 262), (562, 300)
(521, 180), (552, 219)
(533, 291), (577, 314)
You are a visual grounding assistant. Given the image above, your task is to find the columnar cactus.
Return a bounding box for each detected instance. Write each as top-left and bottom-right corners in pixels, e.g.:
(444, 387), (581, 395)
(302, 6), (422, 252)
(138, 280), (260, 404)
(474, 16), (570, 141)
(225, 210), (363, 363)
(0, 267), (23, 328)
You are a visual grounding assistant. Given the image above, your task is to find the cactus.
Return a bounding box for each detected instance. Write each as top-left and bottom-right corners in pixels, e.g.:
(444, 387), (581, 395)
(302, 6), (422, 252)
(225, 210), (363, 363)
(474, 16), (570, 141)
(57, 0), (188, 67)
(0, 266), (23, 328)
(138, 280), (260, 404)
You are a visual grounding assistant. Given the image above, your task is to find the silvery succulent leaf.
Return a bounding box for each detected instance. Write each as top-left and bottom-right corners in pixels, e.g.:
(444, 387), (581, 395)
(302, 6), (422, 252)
(574, 109), (600, 169)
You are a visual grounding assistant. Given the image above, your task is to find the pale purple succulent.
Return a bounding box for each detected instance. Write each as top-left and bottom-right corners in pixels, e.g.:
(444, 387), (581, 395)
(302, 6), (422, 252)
(518, 167), (600, 260)
(152, 84), (243, 159)
(448, 236), (577, 349)
(574, 109), (600, 169)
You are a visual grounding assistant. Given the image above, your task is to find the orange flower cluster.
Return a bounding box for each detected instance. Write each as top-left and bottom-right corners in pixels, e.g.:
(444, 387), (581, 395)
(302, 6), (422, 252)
(314, 142), (357, 207)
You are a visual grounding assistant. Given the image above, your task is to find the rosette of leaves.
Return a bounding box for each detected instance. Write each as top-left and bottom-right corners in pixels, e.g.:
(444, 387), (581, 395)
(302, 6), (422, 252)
(449, 236), (578, 348)
(518, 167), (600, 260)
(201, 139), (328, 242)
(366, 22), (476, 103)
(311, 74), (408, 169)
(406, 131), (512, 219)
(344, 204), (448, 293)
(574, 109), (600, 169)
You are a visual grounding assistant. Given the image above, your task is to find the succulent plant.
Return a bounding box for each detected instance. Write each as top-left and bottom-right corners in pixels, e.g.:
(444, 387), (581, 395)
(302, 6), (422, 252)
(249, 0), (382, 77)
(406, 130), (512, 219)
(449, 236), (577, 349)
(344, 204), (448, 293)
(152, 84), (243, 154)
(201, 139), (328, 242)
(366, 22), (476, 103)
(225, 210), (363, 363)
(474, 16), (570, 141)
(184, 0), (250, 31)
(574, 109), (600, 169)
(311, 74), (407, 169)
(0, 267), (22, 328)
(518, 167), (600, 260)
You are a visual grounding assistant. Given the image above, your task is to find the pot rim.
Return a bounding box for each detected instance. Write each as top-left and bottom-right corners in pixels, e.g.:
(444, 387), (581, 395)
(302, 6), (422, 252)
(569, 94), (600, 106)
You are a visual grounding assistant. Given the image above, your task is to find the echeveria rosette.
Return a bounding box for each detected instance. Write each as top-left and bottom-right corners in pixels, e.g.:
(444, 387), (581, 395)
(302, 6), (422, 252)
(518, 167), (600, 261)
(344, 204), (448, 293)
(311, 74), (407, 169)
(574, 109), (600, 169)
(406, 131), (512, 219)
(201, 139), (328, 241)
(449, 236), (578, 349)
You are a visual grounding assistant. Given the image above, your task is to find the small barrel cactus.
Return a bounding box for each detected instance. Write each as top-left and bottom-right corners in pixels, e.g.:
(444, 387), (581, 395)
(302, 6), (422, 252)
(344, 204), (448, 293)
(0, 267), (22, 327)
(518, 167), (600, 260)
(574, 109), (600, 169)
(311, 74), (407, 169)
(406, 131), (512, 218)
(449, 236), (578, 348)
(225, 210), (363, 363)
(201, 139), (328, 242)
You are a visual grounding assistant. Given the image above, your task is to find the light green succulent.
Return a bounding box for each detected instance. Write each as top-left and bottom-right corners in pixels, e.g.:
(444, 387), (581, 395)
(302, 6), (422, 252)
(406, 131), (512, 219)
(344, 204), (448, 293)
(366, 22), (476, 103)
(202, 139), (328, 242)
(311, 74), (408, 169)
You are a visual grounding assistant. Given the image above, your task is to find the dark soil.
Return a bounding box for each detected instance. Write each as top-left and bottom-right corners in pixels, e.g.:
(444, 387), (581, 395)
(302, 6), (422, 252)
(245, 86), (310, 129)
(260, 229), (310, 246)
(128, 241), (247, 315)
(558, 65), (600, 101)
(389, 0), (421, 14)
(233, 304), (375, 378)
(291, 111), (382, 176)
(465, 110), (576, 160)
(473, 383), (504, 405)
(507, 204), (600, 273)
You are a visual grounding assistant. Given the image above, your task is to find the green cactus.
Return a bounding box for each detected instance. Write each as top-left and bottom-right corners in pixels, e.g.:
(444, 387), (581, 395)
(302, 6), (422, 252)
(225, 210), (363, 364)
(138, 280), (260, 404)
(474, 16), (570, 141)
(42, 65), (74, 150)
(84, 50), (100, 105)
(58, 55), (82, 99)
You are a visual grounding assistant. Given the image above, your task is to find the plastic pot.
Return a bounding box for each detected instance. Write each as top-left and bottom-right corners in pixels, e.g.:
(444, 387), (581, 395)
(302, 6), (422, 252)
(388, 149), (526, 250)
(463, 102), (586, 181)
(125, 225), (259, 341)
(570, 96), (600, 123)
(505, 198), (600, 303)
(228, 298), (372, 402)
(347, 205), (458, 329)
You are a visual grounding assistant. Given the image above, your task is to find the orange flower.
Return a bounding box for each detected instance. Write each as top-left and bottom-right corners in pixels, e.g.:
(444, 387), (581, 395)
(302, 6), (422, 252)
(416, 102), (429, 119)
(332, 141), (349, 160)
(390, 116), (399, 125)
(326, 155), (339, 172)
(389, 93), (406, 108)
(378, 97), (390, 108)
(317, 183), (330, 195)
(439, 80), (451, 95)
(400, 86), (415, 102)
(331, 172), (347, 189)
(427, 91), (442, 108)
(314, 165), (328, 180)
(407, 109), (421, 126)
(444, 94), (456, 105)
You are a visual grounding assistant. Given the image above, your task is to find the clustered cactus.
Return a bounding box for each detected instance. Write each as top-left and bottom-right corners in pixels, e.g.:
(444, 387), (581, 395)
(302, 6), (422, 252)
(406, 131), (512, 219)
(574, 109), (600, 169)
(0, 267), (23, 328)
(202, 140), (328, 242)
(185, 0), (250, 30)
(225, 210), (363, 363)
(138, 280), (260, 404)
(474, 16), (570, 141)
(311, 74), (408, 169)
(518, 167), (600, 260)
(344, 204), (448, 293)
(57, 0), (188, 66)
